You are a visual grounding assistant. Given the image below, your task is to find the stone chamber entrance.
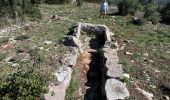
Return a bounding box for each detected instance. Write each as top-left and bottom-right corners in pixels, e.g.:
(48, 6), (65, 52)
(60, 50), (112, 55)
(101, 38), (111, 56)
(44, 23), (130, 100)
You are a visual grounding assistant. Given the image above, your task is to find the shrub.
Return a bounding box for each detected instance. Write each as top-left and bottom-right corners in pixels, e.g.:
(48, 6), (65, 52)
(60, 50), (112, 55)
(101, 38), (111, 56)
(0, 53), (7, 61)
(22, 0), (42, 20)
(0, 66), (50, 100)
(15, 34), (30, 41)
(144, 2), (160, 24)
(0, 37), (8, 45)
(0, 0), (42, 26)
(31, 0), (45, 4)
(160, 2), (170, 24)
(149, 14), (160, 25)
(118, 0), (141, 15)
(144, 2), (158, 18)
(76, 0), (83, 6)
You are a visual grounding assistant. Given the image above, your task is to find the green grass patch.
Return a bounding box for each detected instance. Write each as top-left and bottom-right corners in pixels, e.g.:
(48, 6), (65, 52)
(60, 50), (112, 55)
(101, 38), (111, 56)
(0, 37), (8, 45)
(65, 69), (78, 100)
(0, 53), (7, 61)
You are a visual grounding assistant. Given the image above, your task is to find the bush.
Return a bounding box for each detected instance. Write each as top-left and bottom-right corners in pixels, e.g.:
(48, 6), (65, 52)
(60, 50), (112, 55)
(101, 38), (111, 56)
(0, 0), (42, 26)
(144, 2), (160, 24)
(144, 2), (158, 18)
(0, 66), (50, 100)
(149, 14), (160, 25)
(31, 0), (45, 4)
(160, 3), (170, 24)
(0, 37), (8, 45)
(118, 0), (141, 15)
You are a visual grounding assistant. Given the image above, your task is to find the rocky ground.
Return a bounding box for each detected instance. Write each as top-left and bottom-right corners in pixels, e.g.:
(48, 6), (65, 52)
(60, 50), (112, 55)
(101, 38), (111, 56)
(0, 2), (170, 100)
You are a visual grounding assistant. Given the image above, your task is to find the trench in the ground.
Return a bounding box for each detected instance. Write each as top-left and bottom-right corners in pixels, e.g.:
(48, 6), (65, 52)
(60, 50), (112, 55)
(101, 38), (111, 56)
(79, 33), (107, 100)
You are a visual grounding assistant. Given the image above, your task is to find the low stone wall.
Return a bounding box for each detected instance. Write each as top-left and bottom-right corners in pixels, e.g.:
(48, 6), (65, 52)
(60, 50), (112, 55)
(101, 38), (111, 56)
(44, 22), (130, 100)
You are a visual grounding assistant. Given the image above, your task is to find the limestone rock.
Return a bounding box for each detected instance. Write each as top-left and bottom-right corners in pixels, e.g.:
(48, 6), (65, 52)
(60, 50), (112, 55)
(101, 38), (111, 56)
(132, 82), (154, 100)
(81, 23), (111, 41)
(43, 40), (53, 45)
(73, 23), (81, 39)
(105, 78), (130, 100)
(62, 36), (81, 47)
(103, 48), (123, 78)
(44, 66), (72, 100)
(125, 52), (133, 55)
(60, 53), (78, 67)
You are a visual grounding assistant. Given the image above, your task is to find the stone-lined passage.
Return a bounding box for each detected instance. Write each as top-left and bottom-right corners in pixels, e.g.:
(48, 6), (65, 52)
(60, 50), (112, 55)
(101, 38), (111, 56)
(44, 22), (130, 100)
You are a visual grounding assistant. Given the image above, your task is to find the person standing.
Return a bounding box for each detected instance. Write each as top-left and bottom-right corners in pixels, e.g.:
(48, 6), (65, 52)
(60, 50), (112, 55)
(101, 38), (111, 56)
(99, 0), (108, 19)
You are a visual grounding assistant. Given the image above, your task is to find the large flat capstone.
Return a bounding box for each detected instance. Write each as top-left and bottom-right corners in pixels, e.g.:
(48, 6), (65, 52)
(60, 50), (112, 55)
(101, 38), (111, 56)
(44, 66), (72, 100)
(105, 78), (130, 100)
(103, 48), (123, 78)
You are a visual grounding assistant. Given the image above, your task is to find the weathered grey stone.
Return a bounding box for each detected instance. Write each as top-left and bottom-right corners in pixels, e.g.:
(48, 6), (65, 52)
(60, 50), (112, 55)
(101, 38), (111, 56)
(103, 48), (123, 78)
(43, 40), (53, 45)
(73, 23), (81, 39)
(81, 23), (104, 34)
(62, 36), (81, 47)
(61, 53), (78, 66)
(80, 23), (111, 41)
(44, 66), (72, 100)
(105, 78), (130, 100)
(104, 41), (118, 49)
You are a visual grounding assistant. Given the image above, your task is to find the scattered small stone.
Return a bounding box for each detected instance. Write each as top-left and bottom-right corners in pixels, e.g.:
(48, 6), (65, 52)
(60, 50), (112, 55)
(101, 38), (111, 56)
(125, 52), (133, 55)
(4, 56), (14, 62)
(119, 45), (125, 51)
(164, 95), (170, 100)
(154, 69), (160, 73)
(44, 41), (53, 45)
(57, 16), (65, 21)
(124, 39), (134, 44)
(12, 63), (19, 67)
(132, 82), (154, 100)
(39, 47), (44, 50)
(23, 24), (30, 30)
(78, 87), (83, 96)
(149, 60), (154, 63)
(45, 48), (49, 51)
(15, 35), (30, 41)
(149, 85), (156, 89)
(144, 58), (148, 62)
(123, 73), (130, 79)
(130, 60), (135, 63)
(88, 17), (91, 20)
(0, 36), (4, 38)
(112, 16), (116, 18)
(143, 53), (149, 57)
(9, 36), (17, 43)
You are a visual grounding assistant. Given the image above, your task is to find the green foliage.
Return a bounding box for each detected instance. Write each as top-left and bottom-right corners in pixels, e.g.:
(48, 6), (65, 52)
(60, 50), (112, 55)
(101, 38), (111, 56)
(144, 2), (158, 18)
(65, 69), (78, 100)
(31, 0), (45, 4)
(15, 34), (30, 41)
(160, 2), (170, 24)
(0, 0), (42, 26)
(0, 66), (50, 100)
(0, 37), (8, 45)
(0, 53), (7, 61)
(144, 2), (160, 24)
(19, 0), (42, 20)
(118, 0), (141, 15)
(76, 0), (83, 6)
